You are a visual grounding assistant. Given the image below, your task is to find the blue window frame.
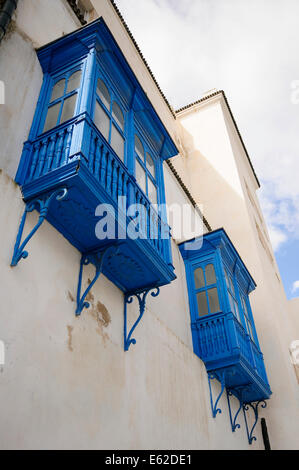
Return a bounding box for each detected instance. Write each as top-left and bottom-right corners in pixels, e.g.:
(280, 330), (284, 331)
(239, 287), (257, 344)
(179, 230), (262, 348)
(93, 77), (126, 163)
(134, 134), (158, 205)
(223, 264), (242, 324)
(193, 262), (220, 316)
(41, 68), (83, 134)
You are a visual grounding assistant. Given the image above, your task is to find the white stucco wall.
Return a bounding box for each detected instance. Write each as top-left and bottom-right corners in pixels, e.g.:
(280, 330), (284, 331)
(289, 298), (299, 332)
(0, 0), (297, 451)
(0, 168), (263, 450)
(0, 0), (82, 179)
(288, 298), (299, 386)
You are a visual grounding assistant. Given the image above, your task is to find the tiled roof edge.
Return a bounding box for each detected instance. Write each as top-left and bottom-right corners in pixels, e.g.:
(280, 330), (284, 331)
(109, 0), (176, 119)
(175, 90), (224, 113)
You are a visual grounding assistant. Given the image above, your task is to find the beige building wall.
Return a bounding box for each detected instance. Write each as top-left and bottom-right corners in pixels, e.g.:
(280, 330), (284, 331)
(288, 298), (299, 386)
(176, 93), (299, 449)
(0, 0), (298, 450)
(289, 298), (299, 332)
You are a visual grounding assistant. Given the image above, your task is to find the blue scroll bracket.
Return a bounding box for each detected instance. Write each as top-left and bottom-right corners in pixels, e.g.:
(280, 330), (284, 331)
(208, 371), (226, 418)
(11, 187), (68, 267)
(75, 246), (118, 316)
(124, 286), (160, 351)
(243, 400), (267, 445)
(226, 386), (250, 432)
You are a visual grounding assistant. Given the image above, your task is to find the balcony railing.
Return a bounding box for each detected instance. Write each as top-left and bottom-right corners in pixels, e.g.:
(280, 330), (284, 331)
(18, 113), (173, 270)
(193, 311), (271, 401)
(14, 112), (176, 295)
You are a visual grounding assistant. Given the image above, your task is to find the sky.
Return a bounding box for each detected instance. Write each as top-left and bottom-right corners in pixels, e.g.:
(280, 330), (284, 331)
(115, 0), (299, 300)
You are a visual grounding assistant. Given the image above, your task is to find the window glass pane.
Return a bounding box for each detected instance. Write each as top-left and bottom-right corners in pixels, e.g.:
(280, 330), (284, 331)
(148, 178), (157, 205)
(229, 292), (241, 322)
(242, 297), (249, 317)
(50, 79), (65, 102)
(224, 269), (230, 289)
(208, 287), (220, 313)
(94, 101), (110, 141)
(196, 291), (209, 316)
(43, 102), (60, 132)
(111, 123), (124, 161)
(112, 102), (124, 131)
(247, 320), (254, 341)
(135, 135), (144, 160)
(66, 70), (82, 93)
(136, 159), (146, 193)
(205, 264), (216, 285)
(97, 78), (110, 110)
(229, 276), (235, 293)
(60, 93), (77, 124)
(194, 267), (205, 289)
(234, 300), (241, 322)
(228, 292), (236, 315)
(146, 153), (155, 178)
(242, 297), (254, 339)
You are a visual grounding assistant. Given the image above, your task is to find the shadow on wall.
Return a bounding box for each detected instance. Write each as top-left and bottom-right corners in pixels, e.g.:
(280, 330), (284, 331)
(173, 118), (299, 447)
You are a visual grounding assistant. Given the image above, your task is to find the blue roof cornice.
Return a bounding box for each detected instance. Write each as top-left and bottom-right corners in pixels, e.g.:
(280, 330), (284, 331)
(179, 228), (256, 293)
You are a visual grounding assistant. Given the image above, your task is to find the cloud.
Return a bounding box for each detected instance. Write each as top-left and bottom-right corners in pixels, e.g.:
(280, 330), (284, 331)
(115, 0), (299, 254)
(267, 225), (288, 252)
(292, 280), (299, 294)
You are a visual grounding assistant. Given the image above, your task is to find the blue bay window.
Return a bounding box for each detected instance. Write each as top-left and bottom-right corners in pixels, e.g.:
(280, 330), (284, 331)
(12, 18), (178, 349)
(179, 229), (271, 410)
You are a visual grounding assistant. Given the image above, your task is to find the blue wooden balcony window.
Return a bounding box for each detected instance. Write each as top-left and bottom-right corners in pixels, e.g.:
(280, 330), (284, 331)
(14, 18), (178, 294)
(41, 68), (83, 135)
(179, 229), (272, 404)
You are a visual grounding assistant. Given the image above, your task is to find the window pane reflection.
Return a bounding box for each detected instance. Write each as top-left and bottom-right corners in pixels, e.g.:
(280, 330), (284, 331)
(60, 94), (77, 124)
(66, 70), (82, 93)
(205, 264), (216, 285)
(148, 178), (157, 205)
(112, 102), (124, 131)
(196, 292), (208, 316)
(146, 153), (155, 177)
(111, 124), (124, 161)
(94, 102), (110, 141)
(136, 159), (146, 193)
(43, 102), (60, 132)
(194, 267), (205, 289)
(208, 287), (220, 313)
(97, 78), (111, 110)
(51, 79), (65, 102)
(135, 135), (144, 160)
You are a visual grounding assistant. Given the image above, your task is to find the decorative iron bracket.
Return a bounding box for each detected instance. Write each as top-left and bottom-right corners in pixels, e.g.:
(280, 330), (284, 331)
(208, 371), (226, 418)
(11, 187), (68, 267)
(226, 386), (250, 432)
(75, 246), (118, 316)
(243, 400), (267, 445)
(124, 286), (160, 351)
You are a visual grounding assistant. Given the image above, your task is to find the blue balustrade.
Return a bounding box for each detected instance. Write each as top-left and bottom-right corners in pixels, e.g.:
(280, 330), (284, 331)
(19, 112), (172, 269)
